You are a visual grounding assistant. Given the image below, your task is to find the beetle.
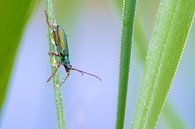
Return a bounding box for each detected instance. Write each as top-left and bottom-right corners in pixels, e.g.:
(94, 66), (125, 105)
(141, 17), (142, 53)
(44, 11), (102, 83)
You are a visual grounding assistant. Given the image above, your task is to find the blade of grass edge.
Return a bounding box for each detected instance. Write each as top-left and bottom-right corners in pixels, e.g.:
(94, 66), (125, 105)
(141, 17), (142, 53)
(0, 0), (38, 112)
(134, 1), (187, 128)
(115, 0), (137, 129)
(44, 0), (66, 129)
(131, 0), (195, 129)
(114, 0), (189, 128)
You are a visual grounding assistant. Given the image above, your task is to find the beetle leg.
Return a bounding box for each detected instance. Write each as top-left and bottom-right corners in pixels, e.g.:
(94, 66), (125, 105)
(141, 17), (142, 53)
(48, 52), (60, 57)
(61, 69), (71, 84)
(47, 63), (61, 83)
(44, 10), (56, 30)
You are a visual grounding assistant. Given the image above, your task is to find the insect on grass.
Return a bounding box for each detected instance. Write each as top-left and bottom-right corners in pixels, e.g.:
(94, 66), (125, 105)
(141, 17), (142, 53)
(45, 11), (102, 83)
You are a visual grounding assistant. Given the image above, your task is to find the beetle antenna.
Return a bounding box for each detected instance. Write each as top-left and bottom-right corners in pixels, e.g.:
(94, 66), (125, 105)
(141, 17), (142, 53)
(71, 67), (102, 81)
(47, 64), (61, 83)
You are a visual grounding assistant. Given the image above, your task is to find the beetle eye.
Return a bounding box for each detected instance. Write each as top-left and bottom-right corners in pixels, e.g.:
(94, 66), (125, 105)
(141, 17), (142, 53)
(68, 64), (72, 68)
(65, 64), (72, 69)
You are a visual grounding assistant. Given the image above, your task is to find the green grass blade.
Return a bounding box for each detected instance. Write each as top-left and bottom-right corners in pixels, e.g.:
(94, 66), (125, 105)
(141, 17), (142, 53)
(131, 0), (195, 129)
(134, 2), (187, 128)
(134, 1), (186, 129)
(134, 1), (188, 129)
(115, 0), (137, 129)
(134, 1), (148, 63)
(115, 0), (189, 128)
(114, 0), (188, 128)
(45, 0), (66, 129)
(0, 0), (38, 112)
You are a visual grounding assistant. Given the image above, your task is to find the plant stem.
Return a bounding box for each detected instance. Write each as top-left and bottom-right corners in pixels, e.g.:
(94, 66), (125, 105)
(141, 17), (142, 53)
(115, 0), (137, 129)
(0, 0), (37, 112)
(131, 0), (195, 128)
(133, 1), (187, 128)
(115, 0), (189, 128)
(45, 0), (66, 129)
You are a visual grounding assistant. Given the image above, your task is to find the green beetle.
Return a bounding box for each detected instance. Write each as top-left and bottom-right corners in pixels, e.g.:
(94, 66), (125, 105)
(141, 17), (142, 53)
(45, 11), (101, 83)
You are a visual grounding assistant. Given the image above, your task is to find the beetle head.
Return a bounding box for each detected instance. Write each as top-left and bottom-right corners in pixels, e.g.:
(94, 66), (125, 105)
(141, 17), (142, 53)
(64, 64), (72, 72)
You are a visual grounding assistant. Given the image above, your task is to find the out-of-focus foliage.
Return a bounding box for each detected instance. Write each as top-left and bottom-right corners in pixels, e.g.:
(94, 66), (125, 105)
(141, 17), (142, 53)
(53, 0), (82, 31)
(114, 0), (188, 129)
(131, 0), (194, 128)
(0, 0), (38, 111)
(161, 103), (186, 129)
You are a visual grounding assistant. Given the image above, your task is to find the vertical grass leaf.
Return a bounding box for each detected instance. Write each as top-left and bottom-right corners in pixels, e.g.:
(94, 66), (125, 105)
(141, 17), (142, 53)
(0, 0), (38, 112)
(114, 0), (188, 128)
(133, 1), (188, 128)
(45, 0), (66, 129)
(131, 0), (195, 129)
(115, 0), (137, 129)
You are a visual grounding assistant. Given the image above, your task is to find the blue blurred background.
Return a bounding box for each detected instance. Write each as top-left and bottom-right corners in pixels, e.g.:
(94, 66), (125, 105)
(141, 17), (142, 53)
(0, 0), (194, 129)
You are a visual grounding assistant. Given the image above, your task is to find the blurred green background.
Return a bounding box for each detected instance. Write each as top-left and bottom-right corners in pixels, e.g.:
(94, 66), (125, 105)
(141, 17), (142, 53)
(0, 0), (194, 129)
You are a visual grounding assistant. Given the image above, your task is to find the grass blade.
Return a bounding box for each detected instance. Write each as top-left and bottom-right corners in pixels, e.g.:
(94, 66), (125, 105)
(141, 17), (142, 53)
(0, 0), (38, 112)
(45, 0), (66, 129)
(134, 1), (188, 128)
(115, 0), (137, 129)
(115, 0), (189, 128)
(131, 0), (195, 129)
